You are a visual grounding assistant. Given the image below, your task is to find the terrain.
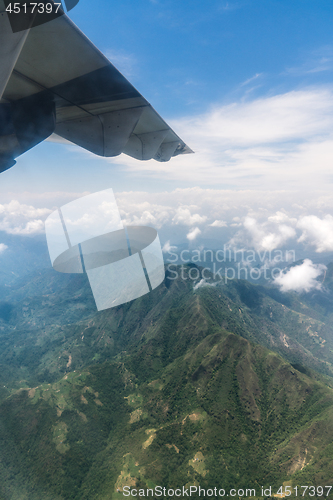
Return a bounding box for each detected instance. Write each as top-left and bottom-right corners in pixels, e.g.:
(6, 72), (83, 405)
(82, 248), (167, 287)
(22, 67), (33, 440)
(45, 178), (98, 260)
(0, 234), (333, 499)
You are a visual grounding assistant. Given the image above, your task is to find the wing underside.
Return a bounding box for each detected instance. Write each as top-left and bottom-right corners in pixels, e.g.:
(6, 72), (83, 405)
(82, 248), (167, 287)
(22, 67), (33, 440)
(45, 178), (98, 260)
(0, 0), (192, 166)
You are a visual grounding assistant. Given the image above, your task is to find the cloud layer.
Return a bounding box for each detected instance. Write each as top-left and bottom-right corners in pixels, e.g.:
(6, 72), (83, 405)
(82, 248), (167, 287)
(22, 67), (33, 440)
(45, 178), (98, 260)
(2, 189), (333, 249)
(0, 201), (52, 235)
(0, 190), (330, 297)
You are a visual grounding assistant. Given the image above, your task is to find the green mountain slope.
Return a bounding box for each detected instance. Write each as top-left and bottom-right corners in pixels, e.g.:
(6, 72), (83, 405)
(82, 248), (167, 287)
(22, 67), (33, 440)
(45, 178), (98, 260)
(0, 266), (333, 498)
(3, 264), (333, 395)
(1, 329), (333, 499)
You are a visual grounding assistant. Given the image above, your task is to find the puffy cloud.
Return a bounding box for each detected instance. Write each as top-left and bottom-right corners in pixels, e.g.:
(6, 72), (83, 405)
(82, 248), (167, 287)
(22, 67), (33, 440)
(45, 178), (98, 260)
(172, 207), (207, 226)
(15, 220), (46, 235)
(210, 220), (227, 227)
(0, 201), (52, 235)
(116, 193), (215, 230)
(125, 209), (160, 227)
(10, 187), (333, 231)
(193, 279), (217, 290)
(115, 189), (306, 232)
(115, 194), (172, 229)
(273, 259), (326, 293)
(187, 227), (201, 241)
(3, 189), (333, 261)
(297, 215), (333, 252)
(0, 244), (8, 254)
(231, 215), (296, 252)
(162, 240), (175, 253)
(268, 211), (297, 224)
(116, 191), (333, 257)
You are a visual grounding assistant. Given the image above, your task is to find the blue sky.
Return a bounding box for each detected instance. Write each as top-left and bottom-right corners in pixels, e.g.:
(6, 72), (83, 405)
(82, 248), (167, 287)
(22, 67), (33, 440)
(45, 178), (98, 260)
(70, 0), (333, 113)
(2, 0), (333, 292)
(2, 0), (333, 195)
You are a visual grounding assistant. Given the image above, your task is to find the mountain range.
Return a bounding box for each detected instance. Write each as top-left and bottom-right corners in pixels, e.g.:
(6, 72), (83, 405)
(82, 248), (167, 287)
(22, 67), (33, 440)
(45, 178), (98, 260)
(0, 234), (332, 499)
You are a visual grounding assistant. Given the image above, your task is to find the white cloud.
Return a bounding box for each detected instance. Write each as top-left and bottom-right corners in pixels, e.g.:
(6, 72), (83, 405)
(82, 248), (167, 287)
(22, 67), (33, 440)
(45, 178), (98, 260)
(187, 227), (201, 241)
(162, 240), (175, 253)
(4, 189), (333, 262)
(268, 211), (297, 224)
(0, 201), (52, 235)
(193, 279), (217, 290)
(231, 215), (296, 252)
(14, 220), (46, 235)
(114, 189), (333, 257)
(104, 87), (333, 191)
(240, 73), (263, 87)
(297, 215), (333, 252)
(0, 244), (8, 254)
(177, 88), (333, 145)
(210, 220), (227, 227)
(115, 189), (296, 233)
(273, 259), (326, 293)
(172, 207), (207, 226)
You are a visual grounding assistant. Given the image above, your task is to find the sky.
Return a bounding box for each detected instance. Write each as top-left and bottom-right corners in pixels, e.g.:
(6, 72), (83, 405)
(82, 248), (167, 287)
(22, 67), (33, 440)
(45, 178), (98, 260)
(1, 0), (333, 292)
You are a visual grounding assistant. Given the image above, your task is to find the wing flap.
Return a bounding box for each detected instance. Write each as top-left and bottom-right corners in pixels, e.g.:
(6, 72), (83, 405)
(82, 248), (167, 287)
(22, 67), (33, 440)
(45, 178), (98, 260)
(55, 115), (104, 156)
(55, 107), (145, 157)
(101, 107), (144, 157)
(124, 130), (169, 161)
(154, 141), (180, 162)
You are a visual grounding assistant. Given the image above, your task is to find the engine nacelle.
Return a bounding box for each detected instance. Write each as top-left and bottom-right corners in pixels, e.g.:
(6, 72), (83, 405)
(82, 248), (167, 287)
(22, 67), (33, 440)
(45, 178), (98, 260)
(0, 93), (56, 173)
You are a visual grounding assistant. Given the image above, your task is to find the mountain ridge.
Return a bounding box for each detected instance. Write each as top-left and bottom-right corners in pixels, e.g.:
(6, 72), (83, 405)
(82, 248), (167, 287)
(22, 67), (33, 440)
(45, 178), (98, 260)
(0, 265), (333, 497)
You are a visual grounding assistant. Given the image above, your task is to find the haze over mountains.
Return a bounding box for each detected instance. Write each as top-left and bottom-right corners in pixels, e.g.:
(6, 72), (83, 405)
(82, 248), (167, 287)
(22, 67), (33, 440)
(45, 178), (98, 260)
(0, 234), (333, 499)
(1, 0), (333, 497)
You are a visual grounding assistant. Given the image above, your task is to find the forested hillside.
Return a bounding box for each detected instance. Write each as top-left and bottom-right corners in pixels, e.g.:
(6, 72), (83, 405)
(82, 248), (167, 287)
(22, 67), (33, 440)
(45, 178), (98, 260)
(0, 263), (333, 498)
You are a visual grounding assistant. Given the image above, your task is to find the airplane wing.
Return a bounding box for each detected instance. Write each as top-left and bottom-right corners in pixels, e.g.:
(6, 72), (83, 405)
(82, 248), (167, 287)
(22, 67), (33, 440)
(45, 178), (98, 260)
(0, 0), (193, 172)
